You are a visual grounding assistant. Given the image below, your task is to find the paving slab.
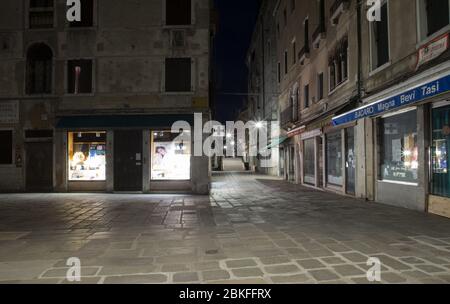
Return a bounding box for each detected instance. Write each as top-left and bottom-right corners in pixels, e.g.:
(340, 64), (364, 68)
(0, 172), (449, 284)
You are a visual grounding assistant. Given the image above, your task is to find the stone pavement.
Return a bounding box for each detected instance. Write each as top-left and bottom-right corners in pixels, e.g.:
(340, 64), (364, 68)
(0, 172), (449, 284)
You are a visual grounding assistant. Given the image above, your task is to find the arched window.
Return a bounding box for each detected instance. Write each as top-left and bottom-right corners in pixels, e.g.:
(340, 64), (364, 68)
(26, 43), (53, 94)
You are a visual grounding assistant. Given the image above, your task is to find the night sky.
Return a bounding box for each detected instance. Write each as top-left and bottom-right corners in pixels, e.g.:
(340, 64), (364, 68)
(213, 0), (260, 123)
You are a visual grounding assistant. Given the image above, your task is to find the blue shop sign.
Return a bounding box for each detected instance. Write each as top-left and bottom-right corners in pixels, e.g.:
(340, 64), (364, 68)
(332, 73), (450, 126)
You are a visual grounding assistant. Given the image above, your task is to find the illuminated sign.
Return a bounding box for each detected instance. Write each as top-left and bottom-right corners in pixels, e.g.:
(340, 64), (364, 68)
(332, 73), (450, 126)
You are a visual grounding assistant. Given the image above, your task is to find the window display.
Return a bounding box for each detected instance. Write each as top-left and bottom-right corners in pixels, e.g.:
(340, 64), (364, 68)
(303, 138), (315, 185)
(379, 110), (418, 183)
(68, 131), (106, 181)
(326, 131), (343, 186)
(151, 131), (191, 180)
(432, 105), (450, 198)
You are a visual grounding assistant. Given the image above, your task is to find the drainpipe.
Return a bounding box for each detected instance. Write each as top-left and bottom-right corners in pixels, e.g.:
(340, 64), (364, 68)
(356, 0), (369, 201)
(357, 0), (363, 100)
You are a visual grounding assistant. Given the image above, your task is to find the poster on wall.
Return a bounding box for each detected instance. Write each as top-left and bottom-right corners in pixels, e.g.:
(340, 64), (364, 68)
(152, 139), (191, 180)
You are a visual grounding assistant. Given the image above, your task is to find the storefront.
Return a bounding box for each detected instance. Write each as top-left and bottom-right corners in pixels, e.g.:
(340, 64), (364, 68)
(429, 101), (450, 218)
(300, 128), (322, 188)
(332, 61), (450, 217)
(55, 114), (210, 194)
(322, 122), (357, 195)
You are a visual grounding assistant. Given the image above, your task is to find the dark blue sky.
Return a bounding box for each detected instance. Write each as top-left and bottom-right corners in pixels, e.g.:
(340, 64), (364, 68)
(213, 0), (260, 123)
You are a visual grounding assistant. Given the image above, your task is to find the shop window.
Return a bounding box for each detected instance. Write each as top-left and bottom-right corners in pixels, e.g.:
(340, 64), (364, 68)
(166, 0), (191, 26)
(0, 130), (13, 165)
(379, 110), (418, 184)
(303, 138), (315, 185)
(26, 43), (53, 95)
(370, 0), (389, 70)
(165, 58), (191, 92)
(151, 131), (191, 180)
(418, 0), (450, 39)
(69, 0), (94, 27)
(431, 105), (450, 198)
(68, 131), (106, 181)
(326, 131), (343, 186)
(67, 59), (93, 94)
(29, 0), (54, 29)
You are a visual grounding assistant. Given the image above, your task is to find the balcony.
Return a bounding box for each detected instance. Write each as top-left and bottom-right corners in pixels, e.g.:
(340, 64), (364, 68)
(298, 45), (310, 65)
(312, 23), (326, 49)
(330, 0), (350, 26)
(281, 106), (299, 129)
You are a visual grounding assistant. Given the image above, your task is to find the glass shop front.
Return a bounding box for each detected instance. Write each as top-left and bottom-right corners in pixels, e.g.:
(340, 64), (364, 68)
(68, 131), (106, 181)
(151, 130), (191, 181)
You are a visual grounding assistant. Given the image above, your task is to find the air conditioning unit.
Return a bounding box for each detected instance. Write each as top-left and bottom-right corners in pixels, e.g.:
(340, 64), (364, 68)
(171, 30), (186, 48)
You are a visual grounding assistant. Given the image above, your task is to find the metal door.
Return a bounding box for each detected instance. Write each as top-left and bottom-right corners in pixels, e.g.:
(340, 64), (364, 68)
(114, 130), (143, 191)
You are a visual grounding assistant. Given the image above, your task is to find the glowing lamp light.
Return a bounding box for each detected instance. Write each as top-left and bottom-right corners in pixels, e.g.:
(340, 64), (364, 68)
(255, 121), (264, 129)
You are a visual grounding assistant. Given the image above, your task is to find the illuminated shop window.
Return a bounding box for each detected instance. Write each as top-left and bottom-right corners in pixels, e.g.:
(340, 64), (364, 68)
(68, 131), (106, 181)
(379, 110), (418, 184)
(151, 131), (191, 180)
(431, 105), (450, 198)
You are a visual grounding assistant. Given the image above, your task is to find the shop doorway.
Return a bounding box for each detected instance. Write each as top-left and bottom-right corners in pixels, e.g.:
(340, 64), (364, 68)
(431, 104), (450, 198)
(345, 128), (356, 195)
(25, 142), (53, 192)
(114, 130), (143, 191)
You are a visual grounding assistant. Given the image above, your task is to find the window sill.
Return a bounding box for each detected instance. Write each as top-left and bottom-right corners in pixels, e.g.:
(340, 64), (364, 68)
(369, 61), (392, 77)
(162, 91), (194, 95)
(66, 26), (96, 30)
(25, 93), (56, 97)
(378, 179), (419, 187)
(64, 93), (95, 97)
(328, 78), (349, 96)
(27, 27), (55, 31)
(162, 24), (194, 30)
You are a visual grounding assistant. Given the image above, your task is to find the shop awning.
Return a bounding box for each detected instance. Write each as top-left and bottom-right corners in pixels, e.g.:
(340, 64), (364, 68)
(332, 72), (450, 126)
(55, 114), (195, 129)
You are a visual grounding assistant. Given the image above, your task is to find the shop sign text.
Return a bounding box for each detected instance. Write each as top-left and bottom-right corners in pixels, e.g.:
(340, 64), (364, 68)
(332, 73), (450, 126)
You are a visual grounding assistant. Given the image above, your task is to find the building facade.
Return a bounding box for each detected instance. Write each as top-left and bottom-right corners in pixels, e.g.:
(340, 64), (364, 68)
(245, 0), (280, 176)
(0, 0), (213, 194)
(345, 0), (450, 217)
(275, 0), (361, 196)
(271, 0), (450, 218)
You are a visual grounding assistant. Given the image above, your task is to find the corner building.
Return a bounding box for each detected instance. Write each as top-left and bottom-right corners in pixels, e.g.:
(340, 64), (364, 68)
(0, 0), (214, 194)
